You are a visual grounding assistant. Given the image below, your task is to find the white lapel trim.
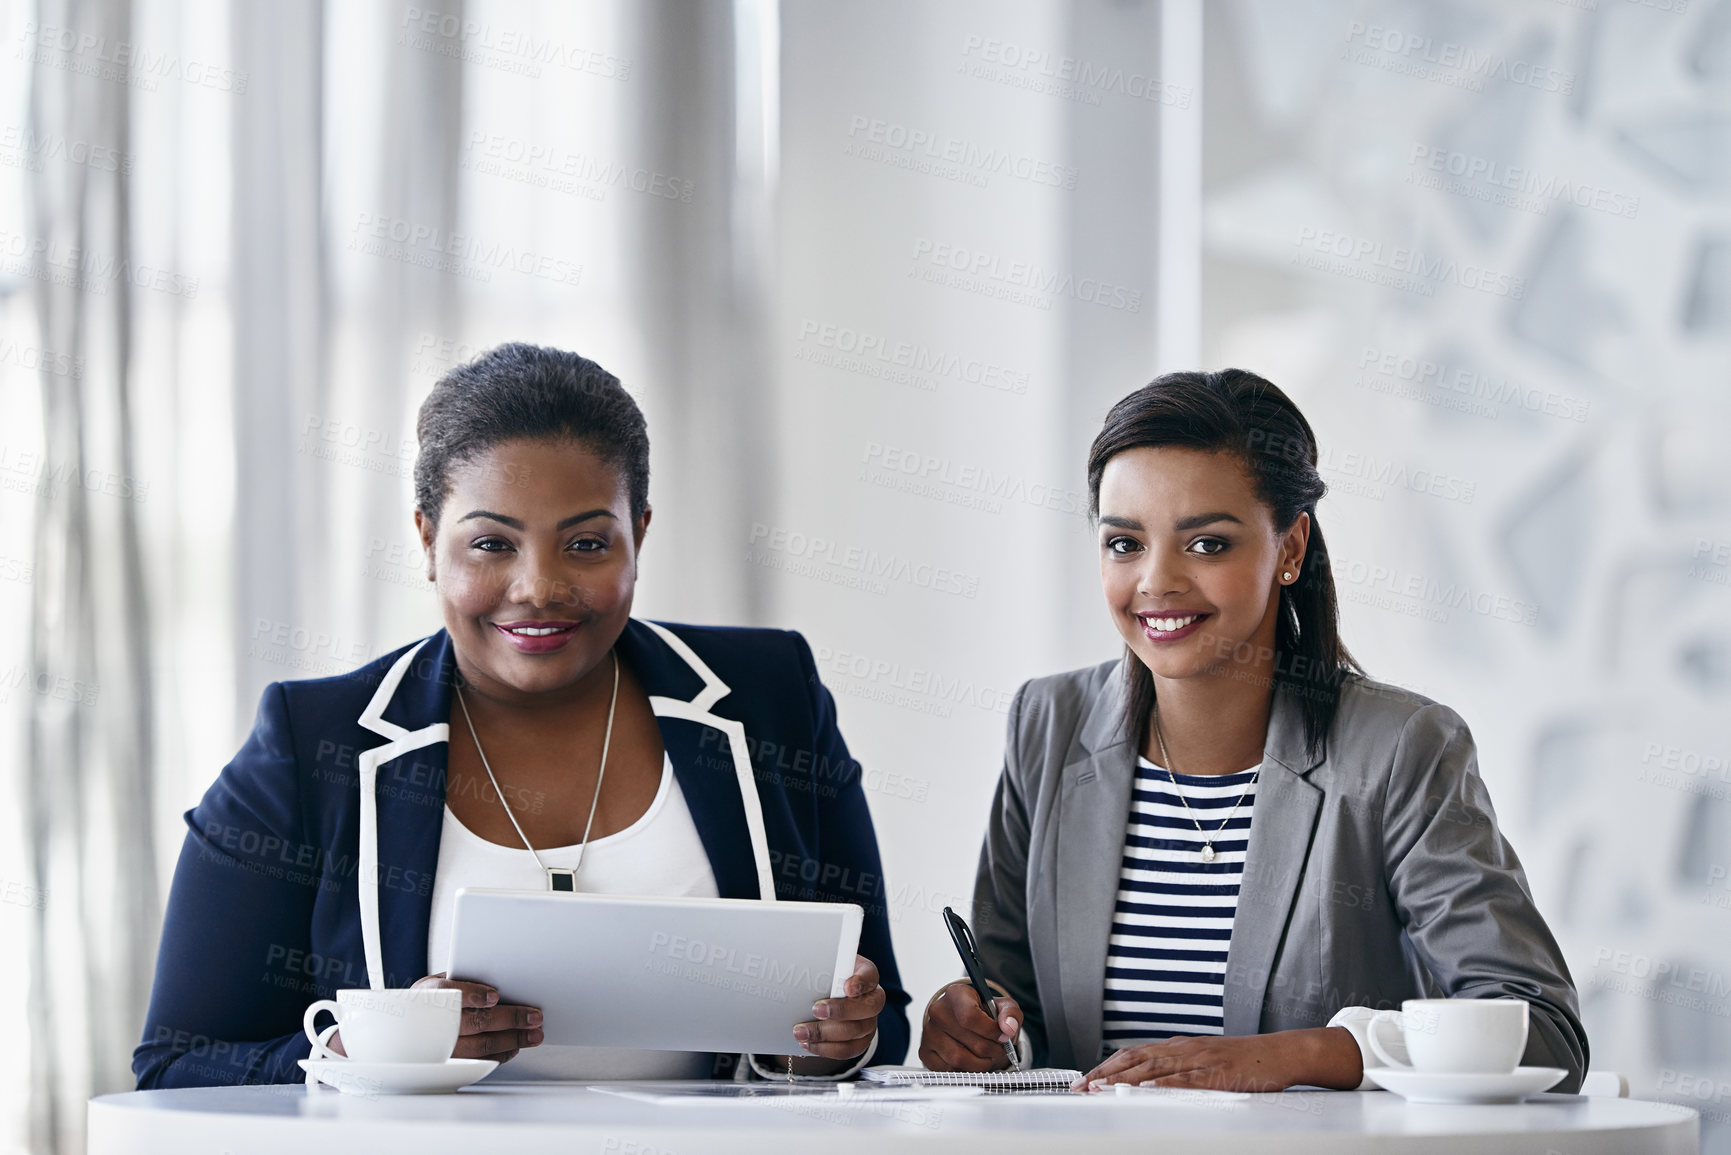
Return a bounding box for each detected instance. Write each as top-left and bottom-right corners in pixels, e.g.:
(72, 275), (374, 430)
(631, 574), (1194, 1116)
(352, 624), (777, 989)
(639, 620), (776, 902)
(355, 639), (449, 989)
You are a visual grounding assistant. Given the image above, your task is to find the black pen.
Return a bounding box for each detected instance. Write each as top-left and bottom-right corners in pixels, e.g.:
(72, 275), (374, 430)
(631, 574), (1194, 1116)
(942, 906), (1020, 1071)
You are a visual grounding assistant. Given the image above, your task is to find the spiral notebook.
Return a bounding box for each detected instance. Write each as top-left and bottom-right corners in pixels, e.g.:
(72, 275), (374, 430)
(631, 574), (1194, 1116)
(862, 1065), (1082, 1093)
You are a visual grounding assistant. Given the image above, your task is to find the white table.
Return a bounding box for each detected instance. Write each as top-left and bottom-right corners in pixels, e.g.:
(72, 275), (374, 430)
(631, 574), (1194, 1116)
(88, 1082), (1699, 1154)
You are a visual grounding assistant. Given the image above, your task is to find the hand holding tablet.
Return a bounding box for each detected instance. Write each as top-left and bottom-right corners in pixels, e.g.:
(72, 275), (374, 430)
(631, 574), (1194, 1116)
(310, 977), (544, 1065)
(795, 954), (885, 1062)
(411, 975), (545, 1064)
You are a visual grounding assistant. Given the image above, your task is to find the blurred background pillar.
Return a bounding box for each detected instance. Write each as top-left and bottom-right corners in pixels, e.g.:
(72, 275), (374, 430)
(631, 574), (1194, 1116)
(338, 0), (466, 681)
(622, 0), (778, 624)
(230, 0), (328, 731)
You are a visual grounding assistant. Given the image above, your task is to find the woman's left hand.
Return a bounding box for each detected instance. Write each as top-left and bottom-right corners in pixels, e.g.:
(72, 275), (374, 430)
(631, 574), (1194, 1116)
(1075, 1027), (1362, 1092)
(792, 954), (885, 1061)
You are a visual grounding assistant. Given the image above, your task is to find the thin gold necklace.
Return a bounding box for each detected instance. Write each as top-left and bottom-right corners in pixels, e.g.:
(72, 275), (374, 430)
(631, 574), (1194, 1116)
(454, 651), (619, 891)
(1150, 705), (1260, 863)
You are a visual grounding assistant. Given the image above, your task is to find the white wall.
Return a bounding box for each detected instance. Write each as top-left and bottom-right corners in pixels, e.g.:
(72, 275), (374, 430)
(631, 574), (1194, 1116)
(753, 0), (1184, 1010)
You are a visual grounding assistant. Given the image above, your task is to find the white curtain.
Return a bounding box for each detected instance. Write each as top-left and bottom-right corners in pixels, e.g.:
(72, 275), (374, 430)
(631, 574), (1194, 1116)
(229, 0), (329, 733)
(620, 0), (778, 625)
(23, 0), (160, 1149)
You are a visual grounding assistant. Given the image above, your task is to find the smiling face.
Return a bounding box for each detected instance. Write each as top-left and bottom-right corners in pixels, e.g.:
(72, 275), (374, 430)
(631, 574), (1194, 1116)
(415, 437), (648, 703)
(1097, 446), (1308, 685)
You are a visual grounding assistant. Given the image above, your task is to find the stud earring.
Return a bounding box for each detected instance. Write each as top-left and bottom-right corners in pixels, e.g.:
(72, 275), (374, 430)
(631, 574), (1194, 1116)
(1282, 571), (1293, 582)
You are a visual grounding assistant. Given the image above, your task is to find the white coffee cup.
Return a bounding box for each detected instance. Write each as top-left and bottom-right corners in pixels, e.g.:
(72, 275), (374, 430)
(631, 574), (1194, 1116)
(303, 988), (462, 1064)
(1367, 998), (1529, 1075)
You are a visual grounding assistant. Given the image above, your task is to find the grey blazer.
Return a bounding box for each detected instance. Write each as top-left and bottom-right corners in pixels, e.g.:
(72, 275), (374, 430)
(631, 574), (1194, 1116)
(973, 659), (1588, 1091)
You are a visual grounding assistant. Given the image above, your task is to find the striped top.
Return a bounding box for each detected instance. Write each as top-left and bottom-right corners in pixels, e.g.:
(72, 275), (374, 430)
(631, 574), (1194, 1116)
(1100, 756), (1260, 1055)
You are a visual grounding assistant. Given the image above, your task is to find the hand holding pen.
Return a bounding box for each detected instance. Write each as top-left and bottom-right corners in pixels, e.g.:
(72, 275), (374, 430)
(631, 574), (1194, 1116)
(915, 907), (1025, 1072)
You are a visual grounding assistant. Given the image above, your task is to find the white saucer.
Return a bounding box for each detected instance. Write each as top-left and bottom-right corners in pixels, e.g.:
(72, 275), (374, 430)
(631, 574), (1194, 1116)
(298, 1057), (497, 1096)
(1366, 1066), (1567, 1104)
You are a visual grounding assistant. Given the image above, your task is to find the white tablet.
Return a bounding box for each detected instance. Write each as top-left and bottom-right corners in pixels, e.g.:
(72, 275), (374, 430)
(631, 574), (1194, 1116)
(445, 889), (864, 1056)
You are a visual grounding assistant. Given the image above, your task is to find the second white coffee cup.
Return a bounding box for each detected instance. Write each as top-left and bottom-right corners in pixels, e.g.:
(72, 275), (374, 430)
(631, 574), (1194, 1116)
(1367, 998), (1529, 1075)
(302, 988), (463, 1064)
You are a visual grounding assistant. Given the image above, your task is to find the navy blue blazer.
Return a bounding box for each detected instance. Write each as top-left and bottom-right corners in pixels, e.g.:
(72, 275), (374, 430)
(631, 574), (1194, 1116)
(134, 619), (909, 1088)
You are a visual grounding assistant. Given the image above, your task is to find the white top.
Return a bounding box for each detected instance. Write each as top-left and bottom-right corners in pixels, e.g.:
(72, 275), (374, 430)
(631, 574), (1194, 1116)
(426, 753), (720, 1081)
(1100, 758), (1258, 1055)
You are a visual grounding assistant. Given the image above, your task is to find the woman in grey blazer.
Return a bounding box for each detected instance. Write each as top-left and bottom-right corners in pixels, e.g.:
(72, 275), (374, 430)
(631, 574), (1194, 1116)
(918, 370), (1586, 1093)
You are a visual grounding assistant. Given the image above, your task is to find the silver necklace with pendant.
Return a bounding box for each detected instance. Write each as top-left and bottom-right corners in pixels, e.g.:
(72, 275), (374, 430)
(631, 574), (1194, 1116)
(1151, 705), (1259, 863)
(455, 651), (619, 892)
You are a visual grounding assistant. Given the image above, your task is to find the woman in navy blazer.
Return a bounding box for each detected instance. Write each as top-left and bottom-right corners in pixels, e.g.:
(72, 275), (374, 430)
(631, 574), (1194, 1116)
(134, 344), (908, 1087)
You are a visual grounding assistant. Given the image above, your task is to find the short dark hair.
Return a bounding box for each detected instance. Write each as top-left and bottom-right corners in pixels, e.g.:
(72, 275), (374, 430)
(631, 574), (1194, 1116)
(1087, 368), (1361, 758)
(413, 342), (649, 525)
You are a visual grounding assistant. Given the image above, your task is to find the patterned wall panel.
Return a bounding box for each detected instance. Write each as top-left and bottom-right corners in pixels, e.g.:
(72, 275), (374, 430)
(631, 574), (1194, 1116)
(1205, 0), (1731, 1142)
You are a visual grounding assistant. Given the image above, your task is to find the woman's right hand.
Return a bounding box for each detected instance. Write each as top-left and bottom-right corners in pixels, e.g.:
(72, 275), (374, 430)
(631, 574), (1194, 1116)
(917, 980), (1022, 1072)
(416, 973), (543, 1063)
(324, 974), (544, 1062)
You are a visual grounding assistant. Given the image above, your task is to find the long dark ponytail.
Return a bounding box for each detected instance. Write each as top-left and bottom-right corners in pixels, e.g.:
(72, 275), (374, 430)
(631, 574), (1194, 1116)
(1086, 369), (1360, 759)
